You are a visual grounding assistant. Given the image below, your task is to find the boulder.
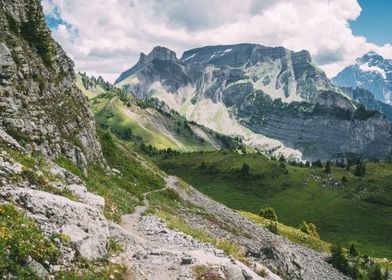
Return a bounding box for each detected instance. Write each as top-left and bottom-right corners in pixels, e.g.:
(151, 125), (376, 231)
(0, 187), (109, 260)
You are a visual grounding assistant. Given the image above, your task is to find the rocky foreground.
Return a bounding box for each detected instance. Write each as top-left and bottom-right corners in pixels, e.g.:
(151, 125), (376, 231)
(0, 126), (348, 279)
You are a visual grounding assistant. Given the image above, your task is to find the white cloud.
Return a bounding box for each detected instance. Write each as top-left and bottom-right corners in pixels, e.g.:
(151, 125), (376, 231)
(43, 0), (392, 83)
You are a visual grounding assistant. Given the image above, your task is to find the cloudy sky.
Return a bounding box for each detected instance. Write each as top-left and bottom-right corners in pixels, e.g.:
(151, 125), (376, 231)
(42, 0), (392, 83)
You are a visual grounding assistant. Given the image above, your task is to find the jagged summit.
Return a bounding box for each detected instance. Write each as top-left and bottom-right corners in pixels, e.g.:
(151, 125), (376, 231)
(332, 52), (392, 103)
(115, 43), (392, 160)
(148, 45), (178, 61)
(115, 46), (178, 84)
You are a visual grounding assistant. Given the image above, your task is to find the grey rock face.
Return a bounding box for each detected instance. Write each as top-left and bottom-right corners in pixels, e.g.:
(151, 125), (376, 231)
(332, 52), (392, 104)
(0, 0), (104, 170)
(0, 42), (17, 83)
(237, 91), (392, 160)
(0, 187), (109, 260)
(341, 87), (392, 121)
(116, 44), (392, 160)
(65, 184), (105, 210)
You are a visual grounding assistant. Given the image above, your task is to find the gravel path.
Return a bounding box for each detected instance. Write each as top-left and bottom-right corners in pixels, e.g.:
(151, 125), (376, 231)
(110, 180), (273, 280)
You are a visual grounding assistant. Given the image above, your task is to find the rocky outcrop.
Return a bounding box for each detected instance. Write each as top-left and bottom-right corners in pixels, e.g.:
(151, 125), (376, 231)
(115, 44), (392, 160)
(0, 186), (109, 260)
(0, 0), (104, 169)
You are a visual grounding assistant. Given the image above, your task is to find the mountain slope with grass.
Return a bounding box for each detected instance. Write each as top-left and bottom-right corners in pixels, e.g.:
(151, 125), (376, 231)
(78, 75), (245, 152)
(148, 150), (392, 259)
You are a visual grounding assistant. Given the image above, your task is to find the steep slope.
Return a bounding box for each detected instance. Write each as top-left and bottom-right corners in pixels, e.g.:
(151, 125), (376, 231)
(150, 150), (392, 258)
(116, 44), (392, 160)
(0, 0), (104, 170)
(76, 72), (107, 99)
(332, 52), (392, 104)
(78, 74), (244, 152)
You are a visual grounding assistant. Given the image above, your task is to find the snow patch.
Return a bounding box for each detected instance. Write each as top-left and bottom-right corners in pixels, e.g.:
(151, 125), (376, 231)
(209, 53), (216, 60)
(359, 63), (386, 79)
(183, 53), (196, 62)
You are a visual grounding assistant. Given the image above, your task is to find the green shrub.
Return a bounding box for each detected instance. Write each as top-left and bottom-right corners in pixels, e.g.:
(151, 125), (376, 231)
(240, 163), (250, 178)
(299, 221), (319, 238)
(259, 207), (278, 221)
(328, 244), (350, 275)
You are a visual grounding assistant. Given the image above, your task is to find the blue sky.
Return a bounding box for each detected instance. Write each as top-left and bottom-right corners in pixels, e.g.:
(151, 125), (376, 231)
(350, 0), (392, 45)
(43, 0), (392, 82)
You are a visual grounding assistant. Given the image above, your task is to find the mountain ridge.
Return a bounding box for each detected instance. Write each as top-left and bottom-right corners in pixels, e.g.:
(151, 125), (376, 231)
(115, 44), (392, 160)
(332, 52), (392, 104)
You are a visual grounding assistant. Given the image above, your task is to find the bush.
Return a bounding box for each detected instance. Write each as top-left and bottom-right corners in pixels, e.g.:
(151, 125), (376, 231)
(328, 244), (350, 275)
(349, 243), (359, 257)
(299, 221), (319, 238)
(259, 207), (278, 221)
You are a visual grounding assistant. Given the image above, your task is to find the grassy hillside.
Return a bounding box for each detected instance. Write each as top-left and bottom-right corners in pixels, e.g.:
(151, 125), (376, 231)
(76, 73), (106, 99)
(148, 150), (392, 258)
(87, 89), (244, 152)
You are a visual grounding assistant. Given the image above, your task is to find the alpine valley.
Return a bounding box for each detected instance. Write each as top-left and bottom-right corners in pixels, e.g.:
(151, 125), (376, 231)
(0, 0), (391, 280)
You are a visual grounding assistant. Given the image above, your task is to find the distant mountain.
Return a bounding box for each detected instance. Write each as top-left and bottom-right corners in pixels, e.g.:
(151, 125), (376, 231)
(115, 44), (392, 160)
(340, 87), (392, 121)
(332, 52), (392, 104)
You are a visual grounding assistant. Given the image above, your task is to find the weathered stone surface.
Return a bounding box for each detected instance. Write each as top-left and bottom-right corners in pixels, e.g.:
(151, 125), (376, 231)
(66, 184), (105, 210)
(27, 259), (50, 279)
(0, 0), (105, 170)
(0, 42), (16, 82)
(0, 187), (109, 260)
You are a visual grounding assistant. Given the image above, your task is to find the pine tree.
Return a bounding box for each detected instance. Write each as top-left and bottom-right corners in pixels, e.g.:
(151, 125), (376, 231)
(328, 244), (350, 275)
(325, 161), (331, 173)
(349, 243), (359, 257)
(240, 163), (250, 178)
(354, 161), (366, 177)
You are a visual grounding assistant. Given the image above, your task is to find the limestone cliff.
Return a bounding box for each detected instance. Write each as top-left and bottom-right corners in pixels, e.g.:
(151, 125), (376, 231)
(116, 44), (392, 160)
(0, 0), (104, 169)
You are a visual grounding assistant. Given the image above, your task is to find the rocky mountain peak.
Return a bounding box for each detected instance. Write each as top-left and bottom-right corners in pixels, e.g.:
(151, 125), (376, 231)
(148, 46), (178, 61)
(358, 51), (384, 64)
(332, 52), (392, 103)
(292, 49), (312, 64)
